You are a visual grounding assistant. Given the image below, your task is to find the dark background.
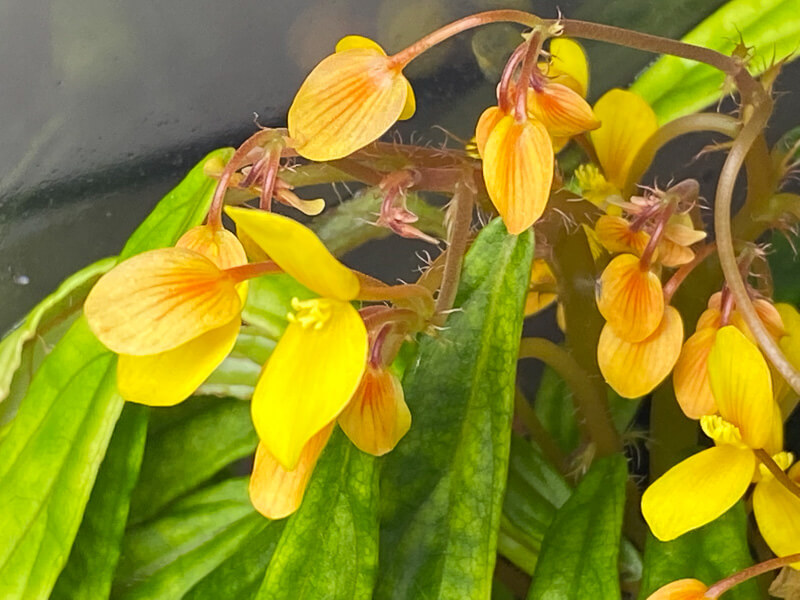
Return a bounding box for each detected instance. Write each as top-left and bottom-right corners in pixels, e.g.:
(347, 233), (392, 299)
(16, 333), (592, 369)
(2, 0), (798, 333)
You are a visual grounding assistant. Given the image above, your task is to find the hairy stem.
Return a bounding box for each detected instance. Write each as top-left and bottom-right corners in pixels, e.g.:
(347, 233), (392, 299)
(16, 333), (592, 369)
(705, 553), (800, 598)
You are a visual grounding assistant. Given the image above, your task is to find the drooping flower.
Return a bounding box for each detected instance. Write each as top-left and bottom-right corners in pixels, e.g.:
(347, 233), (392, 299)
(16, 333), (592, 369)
(225, 206), (368, 470)
(642, 326), (781, 541)
(753, 459), (800, 568)
(595, 214), (651, 256)
(288, 35), (415, 161)
(84, 224), (247, 406)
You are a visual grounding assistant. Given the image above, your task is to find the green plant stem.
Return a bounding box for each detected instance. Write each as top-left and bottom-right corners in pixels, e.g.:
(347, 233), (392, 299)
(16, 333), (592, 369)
(514, 386), (568, 473)
(433, 181), (475, 321)
(518, 338), (620, 457)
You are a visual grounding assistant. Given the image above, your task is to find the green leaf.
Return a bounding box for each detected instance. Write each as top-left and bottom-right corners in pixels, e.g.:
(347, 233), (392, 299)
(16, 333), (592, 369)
(129, 396), (258, 525)
(375, 218), (534, 599)
(119, 147), (234, 259)
(631, 0), (800, 123)
(51, 404), (149, 600)
(0, 257), (115, 427)
(255, 428), (380, 600)
(527, 454), (628, 600)
(114, 478), (271, 600)
(638, 502), (761, 600)
(770, 232), (800, 306)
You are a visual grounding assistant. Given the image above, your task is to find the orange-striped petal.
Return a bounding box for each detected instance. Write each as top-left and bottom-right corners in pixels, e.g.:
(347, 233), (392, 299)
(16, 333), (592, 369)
(753, 469), (800, 568)
(252, 298), (367, 470)
(338, 365), (411, 456)
(482, 115), (554, 234)
(249, 425), (333, 520)
(595, 215), (650, 256)
(596, 253), (664, 342)
(598, 305), (683, 398)
(696, 307), (722, 331)
(646, 579), (709, 600)
(288, 48), (409, 161)
(673, 327), (718, 419)
(176, 225), (248, 270)
(117, 317), (240, 406)
(526, 84), (600, 138)
(85, 248), (241, 355)
(642, 445), (756, 541)
(225, 207), (359, 301)
(548, 38), (589, 98)
(708, 326), (775, 449)
(590, 89), (658, 190)
(475, 105), (505, 158)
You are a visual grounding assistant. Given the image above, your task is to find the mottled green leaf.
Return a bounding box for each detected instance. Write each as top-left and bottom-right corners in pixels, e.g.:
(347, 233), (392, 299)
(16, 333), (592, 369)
(255, 428), (379, 600)
(638, 502), (761, 600)
(52, 405), (148, 600)
(527, 454), (627, 600)
(631, 0), (800, 123)
(114, 478), (270, 600)
(770, 232), (800, 306)
(129, 396), (258, 525)
(376, 218), (534, 599)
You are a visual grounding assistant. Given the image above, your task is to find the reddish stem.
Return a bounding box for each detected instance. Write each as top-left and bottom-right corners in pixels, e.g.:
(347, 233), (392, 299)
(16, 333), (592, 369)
(705, 553), (800, 598)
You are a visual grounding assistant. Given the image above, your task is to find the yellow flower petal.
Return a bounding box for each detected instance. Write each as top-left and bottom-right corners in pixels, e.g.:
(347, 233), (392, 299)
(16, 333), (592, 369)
(775, 303), (800, 412)
(482, 114), (554, 234)
(598, 305), (683, 398)
(85, 248), (241, 356)
(252, 299), (367, 470)
(657, 239), (695, 268)
(335, 35), (385, 54)
(399, 79), (416, 120)
(765, 401), (786, 457)
(176, 225), (247, 270)
(525, 259), (558, 316)
(753, 475), (800, 567)
(548, 38), (589, 98)
(590, 89), (658, 190)
(708, 326), (775, 449)
(696, 307), (722, 331)
(117, 317), (240, 406)
(596, 253), (664, 342)
(288, 48), (409, 161)
(338, 365), (411, 456)
(595, 215), (650, 256)
(475, 106), (504, 158)
(673, 327), (718, 419)
(526, 84), (600, 138)
(249, 425), (333, 520)
(663, 214), (706, 247)
(642, 445), (756, 541)
(225, 207), (359, 301)
(645, 579), (709, 600)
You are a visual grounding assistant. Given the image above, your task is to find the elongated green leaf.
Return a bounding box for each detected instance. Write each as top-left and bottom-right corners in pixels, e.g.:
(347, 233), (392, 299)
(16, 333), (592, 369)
(114, 478), (271, 600)
(52, 404), (148, 600)
(129, 396), (258, 525)
(631, 0), (800, 123)
(375, 218), (534, 599)
(0, 318), (123, 600)
(527, 454), (627, 600)
(0, 257), (115, 426)
(638, 502), (761, 600)
(256, 428), (379, 600)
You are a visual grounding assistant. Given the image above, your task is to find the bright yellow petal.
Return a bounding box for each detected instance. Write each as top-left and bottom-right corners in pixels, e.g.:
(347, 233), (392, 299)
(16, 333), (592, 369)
(590, 89), (658, 190)
(765, 401), (785, 457)
(85, 248), (241, 355)
(176, 225), (247, 269)
(117, 317), (240, 406)
(475, 106), (504, 158)
(696, 307), (722, 331)
(526, 84), (600, 138)
(642, 445), (756, 541)
(251, 299), (367, 470)
(338, 365), (410, 456)
(673, 327), (718, 419)
(548, 38), (589, 98)
(753, 476), (800, 567)
(596, 253), (664, 342)
(598, 305), (683, 398)
(595, 215), (650, 256)
(399, 79), (416, 120)
(249, 425), (333, 520)
(708, 326), (775, 449)
(776, 303), (800, 412)
(482, 115), (554, 234)
(645, 579), (709, 600)
(335, 35), (385, 54)
(524, 259), (558, 316)
(225, 207), (359, 301)
(288, 48), (409, 161)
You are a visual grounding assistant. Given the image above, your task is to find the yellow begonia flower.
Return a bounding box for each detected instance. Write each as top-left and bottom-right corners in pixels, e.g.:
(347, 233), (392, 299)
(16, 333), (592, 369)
(595, 215), (650, 257)
(249, 424), (333, 520)
(480, 110), (555, 234)
(658, 213), (707, 268)
(598, 305), (683, 398)
(673, 326), (718, 419)
(774, 303), (800, 415)
(596, 253), (664, 342)
(642, 326), (781, 541)
(337, 364), (411, 456)
(288, 35), (414, 162)
(645, 578), (710, 600)
(85, 225), (247, 406)
(225, 206), (368, 470)
(753, 460), (800, 569)
(547, 38), (589, 98)
(590, 89), (658, 192)
(524, 259), (558, 317)
(526, 84), (600, 139)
